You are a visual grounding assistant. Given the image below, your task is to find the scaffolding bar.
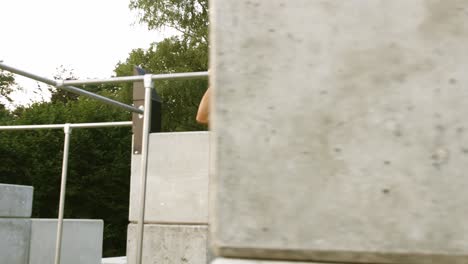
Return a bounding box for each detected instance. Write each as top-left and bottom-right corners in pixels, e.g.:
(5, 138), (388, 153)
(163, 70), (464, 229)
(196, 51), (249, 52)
(62, 71), (209, 86)
(135, 74), (154, 264)
(0, 62), (143, 114)
(0, 121), (132, 131)
(54, 124), (72, 264)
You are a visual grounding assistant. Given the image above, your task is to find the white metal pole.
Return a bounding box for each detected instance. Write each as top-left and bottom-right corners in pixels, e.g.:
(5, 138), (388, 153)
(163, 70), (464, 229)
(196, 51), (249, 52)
(135, 74), (153, 264)
(62, 71), (209, 86)
(0, 121), (132, 131)
(54, 123), (72, 264)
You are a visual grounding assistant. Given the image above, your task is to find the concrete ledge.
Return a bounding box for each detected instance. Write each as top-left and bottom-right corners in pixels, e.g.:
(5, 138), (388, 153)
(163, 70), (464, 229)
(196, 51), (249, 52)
(29, 219), (103, 264)
(129, 132), (209, 224)
(127, 224), (210, 264)
(0, 218), (31, 264)
(0, 184), (33, 218)
(214, 248), (468, 264)
(102, 256), (127, 264)
(212, 258), (329, 264)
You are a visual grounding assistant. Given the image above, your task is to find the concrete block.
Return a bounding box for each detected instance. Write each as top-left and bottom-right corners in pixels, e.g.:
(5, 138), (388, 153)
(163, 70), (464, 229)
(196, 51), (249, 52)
(129, 132), (209, 224)
(211, 0), (468, 263)
(127, 224), (209, 264)
(212, 259), (329, 264)
(28, 219), (103, 264)
(0, 218), (31, 264)
(0, 184), (33, 218)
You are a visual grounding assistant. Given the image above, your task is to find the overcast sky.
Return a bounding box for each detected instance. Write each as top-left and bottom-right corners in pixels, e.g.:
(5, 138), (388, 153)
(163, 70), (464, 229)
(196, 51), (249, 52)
(0, 0), (172, 107)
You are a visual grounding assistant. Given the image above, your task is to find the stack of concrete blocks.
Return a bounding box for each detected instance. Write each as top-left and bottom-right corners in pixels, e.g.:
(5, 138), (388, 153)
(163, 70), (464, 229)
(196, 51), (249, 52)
(0, 183), (103, 264)
(0, 184), (33, 264)
(127, 132), (211, 264)
(210, 0), (468, 264)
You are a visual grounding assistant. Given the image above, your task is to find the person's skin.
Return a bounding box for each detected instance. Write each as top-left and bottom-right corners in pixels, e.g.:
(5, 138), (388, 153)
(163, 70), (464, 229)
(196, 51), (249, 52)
(196, 87), (211, 124)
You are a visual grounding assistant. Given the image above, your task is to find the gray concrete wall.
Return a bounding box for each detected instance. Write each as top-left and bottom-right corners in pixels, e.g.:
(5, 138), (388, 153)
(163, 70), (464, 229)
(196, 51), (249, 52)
(0, 219), (31, 264)
(0, 184), (33, 218)
(28, 219), (103, 264)
(129, 132), (209, 224)
(210, 0), (468, 263)
(127, 224), (210, 264)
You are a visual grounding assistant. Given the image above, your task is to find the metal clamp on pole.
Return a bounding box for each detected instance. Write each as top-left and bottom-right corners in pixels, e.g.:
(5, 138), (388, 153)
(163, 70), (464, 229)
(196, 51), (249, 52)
(54, 123), (72, 264)
(135, 74), (154, 264)
(132, 66), (162, 154)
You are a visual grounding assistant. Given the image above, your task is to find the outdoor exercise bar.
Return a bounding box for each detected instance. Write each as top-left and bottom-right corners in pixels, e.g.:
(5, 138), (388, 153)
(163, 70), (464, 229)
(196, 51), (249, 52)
(0, 62), (143, 114)
(0, 61), (209, 264)
(62, 71), (209, 86)
(0, 121), (133, 130)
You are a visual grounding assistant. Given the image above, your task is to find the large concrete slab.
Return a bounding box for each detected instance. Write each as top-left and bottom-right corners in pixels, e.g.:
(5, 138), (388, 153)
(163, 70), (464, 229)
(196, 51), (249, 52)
(28, 219), (103, 264)
(0, 218), (31, 264)
(129, 132), (209, 224)
(211, 0), (468, 263)
(127, 224), (210, 264)
(0, 184), (33, 218)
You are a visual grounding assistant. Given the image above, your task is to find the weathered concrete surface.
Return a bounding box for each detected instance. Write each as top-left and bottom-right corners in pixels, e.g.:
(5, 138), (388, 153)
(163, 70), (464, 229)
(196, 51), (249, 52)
(127, 224), (210, 264)
(101, 256), (127, 264)
(212, 258), (330, 264)
(28, 219), (103, 264)
(211, 0), (468, 263)
(0, 218), (31, 264)
(0, 184), (33, 218)
(129, 132), (209, 224)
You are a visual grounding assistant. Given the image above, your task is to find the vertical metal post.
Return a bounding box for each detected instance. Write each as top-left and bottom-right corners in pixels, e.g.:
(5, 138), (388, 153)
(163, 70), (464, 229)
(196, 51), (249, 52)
(135, 74), (153, 264)
(54, 123), (72, 264)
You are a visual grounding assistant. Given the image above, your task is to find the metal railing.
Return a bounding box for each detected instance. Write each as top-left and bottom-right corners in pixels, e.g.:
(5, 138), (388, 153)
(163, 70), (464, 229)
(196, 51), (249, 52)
(0, 121), (133, 264)
(0, 61), (209, 264)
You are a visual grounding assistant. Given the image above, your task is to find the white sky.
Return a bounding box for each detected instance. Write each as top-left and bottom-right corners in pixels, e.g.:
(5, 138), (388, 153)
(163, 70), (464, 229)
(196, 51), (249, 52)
(0, 0), (173, 108)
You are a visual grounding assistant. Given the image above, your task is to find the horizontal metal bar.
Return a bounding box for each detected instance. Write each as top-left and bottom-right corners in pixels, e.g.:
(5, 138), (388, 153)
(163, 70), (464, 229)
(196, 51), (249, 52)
(0, 62), (143, 114)
(0, 121), (132, 131)
(70, 121), (133, 129)
(62, 72), (209, 86)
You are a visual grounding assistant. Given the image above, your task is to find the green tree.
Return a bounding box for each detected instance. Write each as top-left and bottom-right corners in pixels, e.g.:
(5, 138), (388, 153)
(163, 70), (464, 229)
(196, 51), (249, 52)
(130, 0), (208, 45)
(0, 70), (15, 104)
(127, 0), (210, 130)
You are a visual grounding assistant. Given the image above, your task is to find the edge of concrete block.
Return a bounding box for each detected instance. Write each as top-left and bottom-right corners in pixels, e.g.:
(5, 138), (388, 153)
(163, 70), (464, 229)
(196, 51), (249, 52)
(212, 258), (328, 264)
(212, 246), (468, 264)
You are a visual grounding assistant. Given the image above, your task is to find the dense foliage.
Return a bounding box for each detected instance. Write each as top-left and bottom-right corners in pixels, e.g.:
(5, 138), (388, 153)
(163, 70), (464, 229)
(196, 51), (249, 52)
(0, 0), (209, 257)
(0, 70), (15, 104)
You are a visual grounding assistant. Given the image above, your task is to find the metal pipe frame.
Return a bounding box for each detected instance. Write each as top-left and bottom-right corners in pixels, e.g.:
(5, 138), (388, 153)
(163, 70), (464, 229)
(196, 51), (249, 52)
(62, 71), (209, 86)
(0, 121), (133, 264)
(0, 62), (208, 114)
(0, 61), (209, 264)
(54, 124), (71, 264)
(0, 62), (143, 114)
